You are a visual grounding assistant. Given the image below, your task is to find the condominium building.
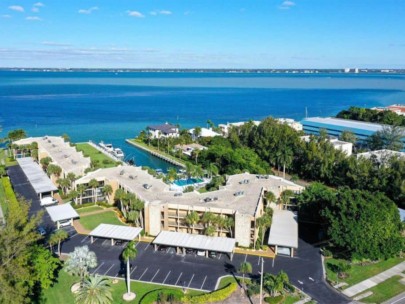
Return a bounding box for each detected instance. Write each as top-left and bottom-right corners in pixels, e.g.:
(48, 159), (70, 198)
(75, 166), (304, 251)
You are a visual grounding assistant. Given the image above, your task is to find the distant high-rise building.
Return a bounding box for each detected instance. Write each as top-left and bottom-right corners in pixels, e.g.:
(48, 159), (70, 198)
(344, 68), (351, 73)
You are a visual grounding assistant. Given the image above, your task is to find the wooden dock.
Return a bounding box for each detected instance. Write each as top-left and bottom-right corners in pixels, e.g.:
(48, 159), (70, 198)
(125, 139), (186, 168)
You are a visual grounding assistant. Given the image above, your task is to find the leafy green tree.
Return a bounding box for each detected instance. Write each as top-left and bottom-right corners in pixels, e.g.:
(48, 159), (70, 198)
(223, 216), (235, 238)
(0, 196), (48, 303)
(102, 184), (113, 201)
(264, 271), (289, 297)
(47, 164), (62, 178)
(77, 184), (87, 205)
(204, 225), (216, 236)
(193, 126), (202, 140)
(40, 156), (52, 170)
(368, 125), (405, 151)
(75, 275), (113, 304)
(279, 189), (295, 210)
(65, 245), (97, 283)
(7, 129), (27, 142)
(67, 172), (76, 186)
(239, 262), (252, 286)
(166, 167), (178, 182)
(264, 191), (276, 206)
(58, 178), (71, 196)
(122, 241), (137, 298)
(62, 133), (70, 143)
(30, 245), (61, 289)
(339, 130), (357, 144)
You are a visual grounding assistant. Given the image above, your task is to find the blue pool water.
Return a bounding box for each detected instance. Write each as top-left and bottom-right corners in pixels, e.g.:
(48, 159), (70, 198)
(1, 71), (405, 170)
(174, 178), (204, 187)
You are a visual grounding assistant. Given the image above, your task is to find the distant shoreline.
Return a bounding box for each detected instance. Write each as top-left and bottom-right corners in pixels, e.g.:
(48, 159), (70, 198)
(1, 68), (405, 74)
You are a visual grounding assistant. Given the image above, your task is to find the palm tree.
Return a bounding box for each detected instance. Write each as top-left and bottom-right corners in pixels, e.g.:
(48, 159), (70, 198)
(278, 146), (293, 179)
(202, 212), (215, 229)
(264, 191), (276, 207)
(102, 185), (113, 202)
(75, 275), (113, 304)
(67, 172), (76, 187)
(114, 188), (127, 213)
(223, 217), (234, 238)
(204, 225), (216, 236)
(193, 165), (204, 179)
(47, 164), (62, 178)
(185, 162), (194, 179)
(122, 241), (138, 299)
(191, 149), (200, 164)
(280, 189), (294, 210)
(239, 261), (252, 286)
(58, 178), (71, 196)
(77, 184), (87, 205)
(185, 211), (200, 234)
(88, 179), (99, 203)
(193, 126), (202, 141)
(50, 229), (69, 256)
(207, 163), (219, 179)
(166, 167), (178, 182)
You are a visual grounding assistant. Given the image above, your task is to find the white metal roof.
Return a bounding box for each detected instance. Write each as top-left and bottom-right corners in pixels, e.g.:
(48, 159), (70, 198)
(46, 203), (79, 222)
(153, 231), (236, 253)
(17, 157), (58, 194)
(268, 210), (298, 249)
(302, 117), (385, 132)
(89, 224), (142, 241)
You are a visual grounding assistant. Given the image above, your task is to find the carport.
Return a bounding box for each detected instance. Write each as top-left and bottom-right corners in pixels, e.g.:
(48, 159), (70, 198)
(17, 157), (57, 199)
(268, 210), (298, 257)
(46, 203), (79, 229)
(89, 224), (143, 246)
(152, 231), (236, 260)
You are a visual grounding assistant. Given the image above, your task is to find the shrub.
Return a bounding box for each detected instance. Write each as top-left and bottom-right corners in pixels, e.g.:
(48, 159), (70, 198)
(264, 295), (285, 304)
(139, 289), (184, 304)
(97, 201), (111, 208)
(184, 186), (194, 193)
(182, 283), (237, 303)
(247, 281), (260, 296)
(72, 202), (96, 209)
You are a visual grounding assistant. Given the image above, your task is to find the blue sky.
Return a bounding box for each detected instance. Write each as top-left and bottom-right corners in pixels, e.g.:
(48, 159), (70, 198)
(0, 0), (404, 68)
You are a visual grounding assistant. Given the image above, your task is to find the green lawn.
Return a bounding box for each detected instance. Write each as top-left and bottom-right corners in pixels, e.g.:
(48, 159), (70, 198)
(79, 211), (125, 230)
(362, 275), (405, 303)
(325, 257), (404, 286)
(43, 270), (202, 304)
(75, 143), (119, 169)
(76, 206), (103, 214)
(0, 149), (17, 166)
(0, 177), (18, 216)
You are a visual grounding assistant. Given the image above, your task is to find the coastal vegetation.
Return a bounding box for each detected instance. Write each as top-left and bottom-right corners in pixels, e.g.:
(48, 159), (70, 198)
(337, 106), (405, 127)
(75, 143), (120, 170)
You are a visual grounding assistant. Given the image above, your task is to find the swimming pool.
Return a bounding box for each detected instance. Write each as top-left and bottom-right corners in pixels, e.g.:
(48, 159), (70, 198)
(173, 178), (204, 187)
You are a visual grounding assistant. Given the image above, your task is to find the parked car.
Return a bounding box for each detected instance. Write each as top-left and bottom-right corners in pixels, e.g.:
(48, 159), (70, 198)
(58, 220), (71, 227)
(197, 250), (205, 257)
(40, 196), (58, 206)
(37, 226), (46, 236)
(209, 251), (217, 258)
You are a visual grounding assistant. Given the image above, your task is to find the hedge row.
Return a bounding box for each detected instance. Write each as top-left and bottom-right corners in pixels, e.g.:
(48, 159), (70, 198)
(139, 289), (184, 304)
(182, 283), (237, 304)
(2, 177), (18, 204)
(264, 295), (285, 304)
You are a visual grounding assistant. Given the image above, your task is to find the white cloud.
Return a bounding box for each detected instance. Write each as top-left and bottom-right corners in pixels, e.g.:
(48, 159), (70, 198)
(2, 14), (12, 18)
(34, 2), (44, 7)
(279, 1), (295, 9)
(42, 41), (71, 47)
(150, 10), (172, 16)
(32, 7), (39, 13)
(26, 16), (41, 21)
(8, 5), (24, 12)
(78, 6), (98, 14)
(127, 10), (144, 18)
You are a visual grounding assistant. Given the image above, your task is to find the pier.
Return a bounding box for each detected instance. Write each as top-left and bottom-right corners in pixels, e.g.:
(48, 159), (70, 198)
(125, 139), (186, 168)
(88, 141), (123, 163)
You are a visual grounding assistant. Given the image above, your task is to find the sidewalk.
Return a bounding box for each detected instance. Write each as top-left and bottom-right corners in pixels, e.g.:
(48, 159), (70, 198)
(342, 261), (405, 297)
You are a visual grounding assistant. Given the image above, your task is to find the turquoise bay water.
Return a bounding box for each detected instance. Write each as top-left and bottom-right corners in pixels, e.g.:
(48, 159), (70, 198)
(1, 71), (405, 170)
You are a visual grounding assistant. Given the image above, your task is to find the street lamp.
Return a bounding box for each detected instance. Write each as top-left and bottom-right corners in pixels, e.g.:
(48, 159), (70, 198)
(259, 257), (264, 304)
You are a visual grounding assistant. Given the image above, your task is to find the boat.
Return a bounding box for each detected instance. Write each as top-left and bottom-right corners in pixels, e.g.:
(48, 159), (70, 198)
(104, 144), (113, 152)
(113, 148), (124, 160)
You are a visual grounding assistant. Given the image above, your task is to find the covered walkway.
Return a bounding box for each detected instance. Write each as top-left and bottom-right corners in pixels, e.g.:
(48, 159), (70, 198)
(153, 231), (236, 260)
(89, 224), (142, 245)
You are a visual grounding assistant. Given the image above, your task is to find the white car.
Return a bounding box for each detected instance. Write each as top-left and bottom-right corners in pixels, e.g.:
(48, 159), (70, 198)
(40, 196), (58, 206)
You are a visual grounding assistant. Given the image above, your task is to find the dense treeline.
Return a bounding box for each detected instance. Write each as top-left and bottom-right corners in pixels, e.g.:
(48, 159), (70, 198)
(197, 117), (405, 207)
(337, 106), (405, 126)
(298, 184), (404, 260)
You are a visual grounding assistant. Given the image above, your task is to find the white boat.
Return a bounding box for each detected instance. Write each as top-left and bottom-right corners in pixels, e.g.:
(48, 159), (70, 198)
(99, 141), (106, 149)
(113, 148), (124, 159)
(104, 144), (113, 152)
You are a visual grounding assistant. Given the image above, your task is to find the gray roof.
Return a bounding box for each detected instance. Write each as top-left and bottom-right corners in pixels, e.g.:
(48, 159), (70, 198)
(147, 123), (178, 134)
(46, 203), (79, 222)
(268, 210), (298, 249)
(89, 224), (142, 241)
(17, 157), (58, 194)
(153, 231), (236, 253)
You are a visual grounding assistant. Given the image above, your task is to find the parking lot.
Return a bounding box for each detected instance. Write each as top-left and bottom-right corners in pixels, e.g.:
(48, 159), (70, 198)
(8, 163), (349, 303)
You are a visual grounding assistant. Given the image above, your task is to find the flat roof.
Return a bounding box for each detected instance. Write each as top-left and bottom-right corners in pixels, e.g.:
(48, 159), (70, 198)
(153, 231), (236, 253)
(46, 203), (79, 222)
(76, 167), (304, 216)
(17, 157), (58, 194)
(268, 210), (298, 249)
(89, 224), (142, 241)
(302, 117), (385, 132)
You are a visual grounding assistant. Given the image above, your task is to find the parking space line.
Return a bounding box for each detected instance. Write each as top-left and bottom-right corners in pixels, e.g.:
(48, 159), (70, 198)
(175, 272), (183, 285)
(187, 274), (195, 288)
(143, 243), (150, 251)
(81, 236), (89, 243)
(257, 256), (261, 265)
(138, 268), (149, 280)
(162, 271), (171, 284)
(70, 233), (79, 239)
(200, 275), (207, 290)
(104, 264), (114, 276)
(218, 253), (222, 260)
(130, 266), (138, 275)
(244, 254), (247, 262)
(92, 262), (104, 274)
(151, 269), (160, 282)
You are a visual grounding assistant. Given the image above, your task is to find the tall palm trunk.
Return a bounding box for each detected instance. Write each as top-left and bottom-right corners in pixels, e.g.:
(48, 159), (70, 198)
(126, 259), (131, 294)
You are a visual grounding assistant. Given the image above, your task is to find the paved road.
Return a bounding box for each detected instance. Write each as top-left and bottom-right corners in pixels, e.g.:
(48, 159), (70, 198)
(382, 291), (405, 304)
(8, 164), (349, 303)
